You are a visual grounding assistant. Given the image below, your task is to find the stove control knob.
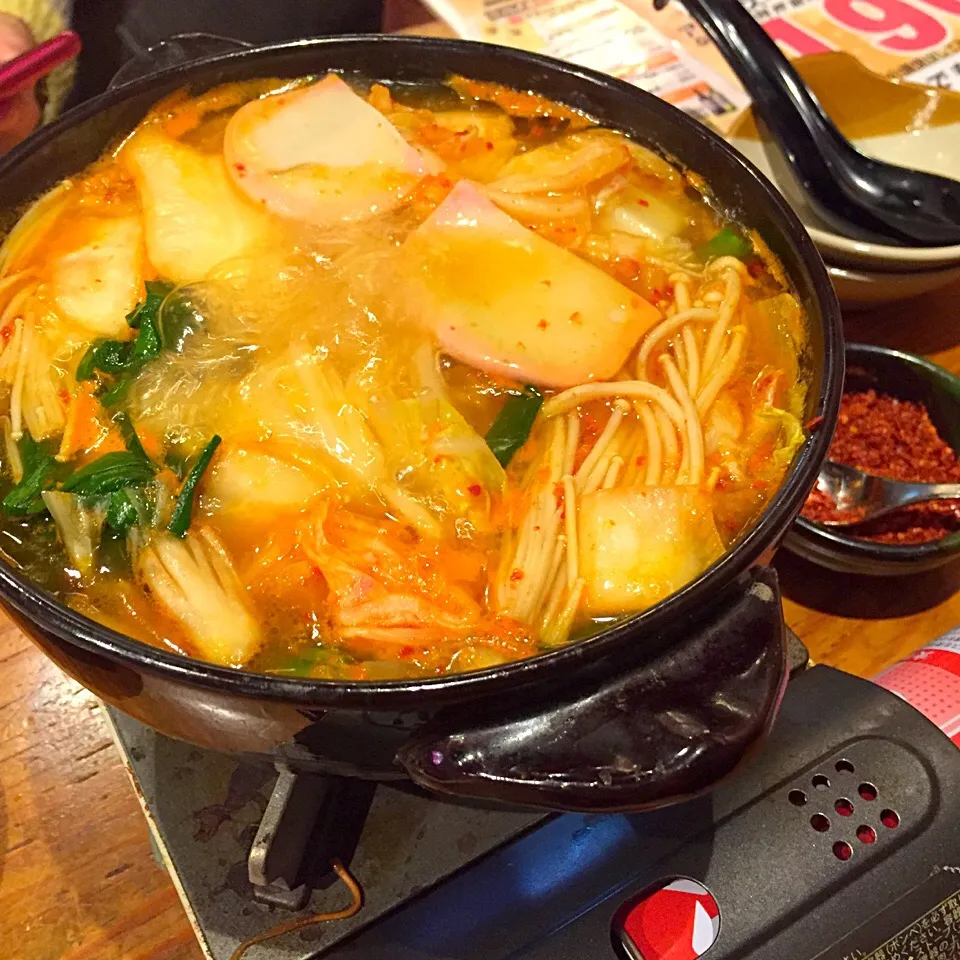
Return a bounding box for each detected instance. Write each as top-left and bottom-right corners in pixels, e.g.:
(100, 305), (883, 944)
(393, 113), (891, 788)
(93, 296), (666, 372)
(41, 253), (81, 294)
(617, 878), (720, 960)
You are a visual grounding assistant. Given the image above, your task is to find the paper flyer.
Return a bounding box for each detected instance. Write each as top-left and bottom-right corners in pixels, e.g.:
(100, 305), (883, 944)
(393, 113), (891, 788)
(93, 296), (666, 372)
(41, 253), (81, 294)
(421, 0), (960, 132)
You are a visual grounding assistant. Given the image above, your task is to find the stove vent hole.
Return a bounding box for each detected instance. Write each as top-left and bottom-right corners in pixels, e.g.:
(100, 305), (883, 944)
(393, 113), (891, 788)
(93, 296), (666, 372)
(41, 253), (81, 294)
(835, 759), (855, 774)
(881, 809), (900, 829)
(810, 813), (830, 833)
(858, 782), (878, 801)
(812, 774), (831, 791)
(856, 825), (877, 844)
(833, 841), (853, 861)
(788, 789), (807, 806)
(835, 798), (854, 817)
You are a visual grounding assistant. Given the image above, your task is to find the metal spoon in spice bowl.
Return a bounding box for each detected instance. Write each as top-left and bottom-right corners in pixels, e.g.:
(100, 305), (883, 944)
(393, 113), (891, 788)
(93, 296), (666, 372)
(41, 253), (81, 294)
(814, 461), (960, 528)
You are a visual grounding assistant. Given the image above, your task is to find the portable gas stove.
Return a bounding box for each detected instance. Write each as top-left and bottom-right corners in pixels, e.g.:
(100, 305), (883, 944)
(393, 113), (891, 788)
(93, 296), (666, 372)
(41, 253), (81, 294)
(105, 629), (960, 960)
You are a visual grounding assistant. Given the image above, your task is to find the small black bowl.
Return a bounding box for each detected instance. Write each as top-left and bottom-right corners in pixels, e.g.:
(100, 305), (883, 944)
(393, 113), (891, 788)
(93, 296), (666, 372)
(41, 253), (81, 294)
(784, 343), (960, 575)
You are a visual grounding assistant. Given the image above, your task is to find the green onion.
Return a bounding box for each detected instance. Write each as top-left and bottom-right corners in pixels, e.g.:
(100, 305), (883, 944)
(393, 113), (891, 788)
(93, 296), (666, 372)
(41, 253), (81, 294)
(112, 411), (149, 462)
(61, 451), (156, 497)
(484, 385), (544, 468)
(168, 435), (221, 538)
(698, 227), (752, 261)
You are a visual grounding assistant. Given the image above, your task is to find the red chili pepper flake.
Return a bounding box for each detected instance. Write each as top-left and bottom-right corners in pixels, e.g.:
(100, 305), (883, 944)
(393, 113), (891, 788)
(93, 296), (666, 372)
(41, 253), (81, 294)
(801, 389), (960, 544)
(637, 197), (650, 207)
(0, 325), (12, 345)
(747, 259), (765, 278)
(399, 645), (416, 659)
(569, 311), (582, 325)
(510, 569), (525, 581)
(635, 455), (646, 466)
(234, 162), (245, 171)
(486, 141), (494, 150)
(467, 483), (482, 496)
(805, 414), (825, 432)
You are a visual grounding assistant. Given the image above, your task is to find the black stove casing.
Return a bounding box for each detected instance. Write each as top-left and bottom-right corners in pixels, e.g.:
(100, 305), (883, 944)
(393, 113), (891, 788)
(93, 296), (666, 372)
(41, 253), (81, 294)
(332, 666), (960, 960)
(108, 660), (960, 960)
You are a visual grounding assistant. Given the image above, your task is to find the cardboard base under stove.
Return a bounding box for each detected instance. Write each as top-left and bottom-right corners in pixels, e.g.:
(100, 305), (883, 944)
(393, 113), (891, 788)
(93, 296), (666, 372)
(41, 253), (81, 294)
(106, 632), (811, 959)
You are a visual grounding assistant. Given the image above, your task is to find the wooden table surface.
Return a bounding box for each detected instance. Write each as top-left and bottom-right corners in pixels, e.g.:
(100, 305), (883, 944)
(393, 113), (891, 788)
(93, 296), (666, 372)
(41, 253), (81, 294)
(3, 21), (960, 960)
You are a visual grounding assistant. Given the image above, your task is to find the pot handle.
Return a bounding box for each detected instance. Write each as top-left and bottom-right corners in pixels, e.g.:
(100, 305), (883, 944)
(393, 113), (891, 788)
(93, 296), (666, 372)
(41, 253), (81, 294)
(109, 33), (252, 90)
(397, 566), (788, 812)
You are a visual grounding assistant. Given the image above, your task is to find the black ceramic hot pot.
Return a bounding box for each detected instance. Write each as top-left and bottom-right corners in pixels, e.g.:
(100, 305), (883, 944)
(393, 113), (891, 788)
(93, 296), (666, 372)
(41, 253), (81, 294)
(0, 36), (843, 813)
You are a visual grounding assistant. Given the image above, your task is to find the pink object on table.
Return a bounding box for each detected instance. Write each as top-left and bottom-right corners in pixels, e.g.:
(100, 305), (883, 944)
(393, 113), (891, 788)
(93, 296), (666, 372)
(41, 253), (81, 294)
(0, 30), (81, 101)
(875, 629), (960, 746)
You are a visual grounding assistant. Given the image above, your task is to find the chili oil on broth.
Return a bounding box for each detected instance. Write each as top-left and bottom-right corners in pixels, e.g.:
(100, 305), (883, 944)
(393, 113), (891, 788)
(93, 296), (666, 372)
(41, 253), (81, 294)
(0, 72), (809, 681)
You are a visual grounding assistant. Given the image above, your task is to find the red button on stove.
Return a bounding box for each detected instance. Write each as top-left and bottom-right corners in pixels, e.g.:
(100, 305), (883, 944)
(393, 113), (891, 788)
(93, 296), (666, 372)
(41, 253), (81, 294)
(617, 878), (720, 960)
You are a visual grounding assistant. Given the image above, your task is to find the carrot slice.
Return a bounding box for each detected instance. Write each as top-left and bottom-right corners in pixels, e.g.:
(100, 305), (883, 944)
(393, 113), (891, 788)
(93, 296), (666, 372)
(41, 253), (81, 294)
(136, 424), (163, 462)
(57, 381), (106, 461)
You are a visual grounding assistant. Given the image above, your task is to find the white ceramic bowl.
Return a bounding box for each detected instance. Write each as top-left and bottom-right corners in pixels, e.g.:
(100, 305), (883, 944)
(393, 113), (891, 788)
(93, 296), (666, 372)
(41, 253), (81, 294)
(827, 261), (960, 309)
(726, 53), (960, 272)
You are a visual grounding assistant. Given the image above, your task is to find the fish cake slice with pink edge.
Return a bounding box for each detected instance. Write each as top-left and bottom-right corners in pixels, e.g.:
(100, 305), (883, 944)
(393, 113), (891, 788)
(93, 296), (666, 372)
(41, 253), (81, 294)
(225, 73), (429, 225)
(400, 180), (660, 388)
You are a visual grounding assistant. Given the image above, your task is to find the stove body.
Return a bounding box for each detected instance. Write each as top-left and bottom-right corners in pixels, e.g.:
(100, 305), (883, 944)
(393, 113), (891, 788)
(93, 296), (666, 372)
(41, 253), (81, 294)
(106, 634), (960, 960)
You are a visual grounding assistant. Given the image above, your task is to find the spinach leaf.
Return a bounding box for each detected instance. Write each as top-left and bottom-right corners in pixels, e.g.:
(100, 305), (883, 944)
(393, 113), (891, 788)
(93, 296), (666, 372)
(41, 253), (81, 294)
(78, 281), (173, 393)
(129, 311), (162, 366)
(61, 451), (156, 497)
(126, 281), (173, 329)
(105, 488), (141, 534)
(168, 435), (221, 538)
(484, 386), (543, 467)
(2, 435), (60, 515)
(100, 375), (134, 408)
(76, 340), (132, 381)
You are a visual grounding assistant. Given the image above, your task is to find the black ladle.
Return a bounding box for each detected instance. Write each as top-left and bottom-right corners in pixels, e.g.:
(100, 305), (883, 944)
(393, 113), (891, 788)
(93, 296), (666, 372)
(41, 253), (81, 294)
(653, 0), (960, 247)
